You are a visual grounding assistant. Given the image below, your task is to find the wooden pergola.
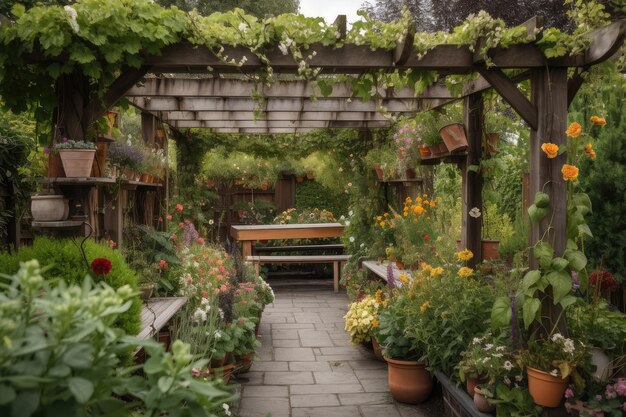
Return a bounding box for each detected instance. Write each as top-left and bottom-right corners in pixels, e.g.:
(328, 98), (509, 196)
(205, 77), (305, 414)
(48, 16), (625, 271)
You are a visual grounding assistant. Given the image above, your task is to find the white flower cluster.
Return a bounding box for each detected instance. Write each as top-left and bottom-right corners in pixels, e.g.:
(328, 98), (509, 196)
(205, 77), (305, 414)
(64, 6), (79, 33)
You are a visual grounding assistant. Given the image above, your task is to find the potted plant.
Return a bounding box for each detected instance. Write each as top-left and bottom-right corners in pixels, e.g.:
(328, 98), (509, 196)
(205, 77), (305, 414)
(364, 147), (396, 180)
(30, 191), (69, 222)
(344, 293), (384, 361)
(108, 141), (144, 180)
(521, 333), (589, 407)
(231, 317), (260, 374)
(376, 293), (433, 404)
(54, 139), (97, 177)
(565, 379), (626, 417)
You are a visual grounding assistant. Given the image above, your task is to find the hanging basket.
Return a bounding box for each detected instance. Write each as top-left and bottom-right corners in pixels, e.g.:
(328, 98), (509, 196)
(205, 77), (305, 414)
(439, 123), (469, 153)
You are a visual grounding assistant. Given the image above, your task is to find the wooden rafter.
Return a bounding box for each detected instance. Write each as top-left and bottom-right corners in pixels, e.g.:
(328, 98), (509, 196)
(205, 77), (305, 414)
(155, 110), (396, 122)
(167, 120), (388, 129)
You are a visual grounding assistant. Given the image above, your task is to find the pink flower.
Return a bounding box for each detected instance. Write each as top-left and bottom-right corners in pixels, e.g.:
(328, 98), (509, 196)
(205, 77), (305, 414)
(43, 146), (50, 154)
(158, 259), (168, 270)
(201, 290), (208, 298)
(175, 203), (183, 213)
(186, 276), (193, 285)
(158, 217), (163, 222)
(184, 219), (191, 225)
(565, 388), (574, 399)
(220, 284), (228, 292)
(166, 214), (172, 220)
(178, 222), (184, 228)
(241, 300), (247, 305)
(170, 234), (177, 241)
(615, 379), (626, 396)
(596, 395), (603, 401)
(192, 368), (201, 378)
(196, 237), (205, 245)
(108, 239), (117, 248)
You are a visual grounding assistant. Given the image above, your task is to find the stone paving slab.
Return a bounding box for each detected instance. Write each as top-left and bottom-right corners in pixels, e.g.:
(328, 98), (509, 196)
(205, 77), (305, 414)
(235, 285), (443, 417)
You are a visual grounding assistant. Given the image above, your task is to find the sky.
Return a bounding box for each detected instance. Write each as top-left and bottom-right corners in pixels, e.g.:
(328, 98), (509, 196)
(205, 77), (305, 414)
(298, 0), (366, 24)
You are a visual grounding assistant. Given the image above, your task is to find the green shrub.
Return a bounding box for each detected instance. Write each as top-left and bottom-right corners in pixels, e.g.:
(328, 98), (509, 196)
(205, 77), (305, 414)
(0, 237), (141, 335)
(295, 180), (349, 217)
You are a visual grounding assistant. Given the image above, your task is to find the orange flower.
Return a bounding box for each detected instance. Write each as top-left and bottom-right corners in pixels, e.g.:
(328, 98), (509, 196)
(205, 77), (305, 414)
(541, 143), (559, 159)
(561, 164), (579, 181)
(372, 320), (379, 328)
(585, 144), (597, 160)
(565, 122), (582, 138)
(590, 115), (606, 126)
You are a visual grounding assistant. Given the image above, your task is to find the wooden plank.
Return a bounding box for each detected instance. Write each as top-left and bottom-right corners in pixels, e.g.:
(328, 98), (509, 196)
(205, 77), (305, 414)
(582, 20), (626, 66)
(231, 223), (344, 241)
(333, 15), (347, 40)
(567, 70), (586, 107)
(361, 261), (411, 287)
(477, 67), (538, 130)
(461, 93), (483, 266)
(157, 110), (398, 122)
(138, 297), (187, 340)
(250, 255), (351, 263)
(254, 244), (345, 253)
(168, 119), (389, 129)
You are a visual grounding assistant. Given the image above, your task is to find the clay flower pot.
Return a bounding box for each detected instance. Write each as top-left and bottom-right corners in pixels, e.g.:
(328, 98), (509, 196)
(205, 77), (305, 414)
(371, 337), (386, 362)
(439, 123), (469, 153)
(373, 164), (384, 180)
(486, 132), (500, 155)
(527, 366), (568, 407)
(418, 145), (431, 157)
(473, 386), (495, 413)
(59, 149), (96, 177)
(466, 376), (485, 397)
(385, 357), (433, 404)
(31, 194), (69, 222)
(210, 355), (226, 369)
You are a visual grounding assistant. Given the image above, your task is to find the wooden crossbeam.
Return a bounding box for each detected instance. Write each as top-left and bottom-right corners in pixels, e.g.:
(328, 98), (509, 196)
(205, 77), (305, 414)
(168, 120), (389, 129)
(156, 110), (396, 122)
(129, 97), (423, 112)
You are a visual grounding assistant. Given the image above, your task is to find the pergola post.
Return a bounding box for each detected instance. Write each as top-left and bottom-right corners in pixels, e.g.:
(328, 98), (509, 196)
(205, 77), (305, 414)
(529, 67), (569, 337)
(461, 93), (483, 266)
(55, 72), (90, 141)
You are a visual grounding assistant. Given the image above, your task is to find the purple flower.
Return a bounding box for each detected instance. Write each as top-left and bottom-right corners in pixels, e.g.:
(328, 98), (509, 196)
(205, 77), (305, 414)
(43, 146), (50, 154)
(615, 378), (626, 396)
(571, 271), (579, 290)
(386, 263), (396, 290)
(182, 223), (199, 245)
(62, 136), (68, 143)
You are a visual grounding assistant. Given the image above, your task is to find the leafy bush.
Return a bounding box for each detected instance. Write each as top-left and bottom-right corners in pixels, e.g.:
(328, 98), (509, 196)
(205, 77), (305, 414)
(295, 180), (349, 217)
(0, 237), (141, 335)
(0, 260), (231, 417)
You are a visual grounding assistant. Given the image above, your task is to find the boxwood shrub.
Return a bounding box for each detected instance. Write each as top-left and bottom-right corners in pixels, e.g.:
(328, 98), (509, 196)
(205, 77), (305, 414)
(0, 237), (141, 335)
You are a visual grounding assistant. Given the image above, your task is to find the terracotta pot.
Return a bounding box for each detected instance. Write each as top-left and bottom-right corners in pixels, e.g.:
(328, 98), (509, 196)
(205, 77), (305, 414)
(372, 337), (386, 362)
(466, 376), (485, 397)
(31, 195), (69, 222)
(140, 174), (154, 184)
(210, 363), (235, 384)
(373, 164), (384, 180)
(385, 357), (433, 404)
(486, 132), (499, 155)
(295, 176), (304, 183)
(235, 352), (255, 374)
(473, 386), (495, 413)
(439, 123), (469, 153)
(139, 284), (154, 300)
(405, 168), (416, 180)
(427, 145), (439, 155)
(431, 143), (448, 155)
(418, 145), (431, 157)
(260, 181), (269, 190)
(59, 149), (96, 177)
(590, 347), (612, 382)
(482, 240), (500, 260)
(47, 153), (66, 177)
(527, 366), (568, 407)
(395, 261), (405, 270)
(210, 355), (226, 369)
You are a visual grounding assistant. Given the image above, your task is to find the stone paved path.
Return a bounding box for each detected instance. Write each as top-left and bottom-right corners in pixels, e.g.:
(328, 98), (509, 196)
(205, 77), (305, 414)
(235, 285), (443, 417)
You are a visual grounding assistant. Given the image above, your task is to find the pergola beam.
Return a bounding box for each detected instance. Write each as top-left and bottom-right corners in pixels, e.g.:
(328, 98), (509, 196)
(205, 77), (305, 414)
(168, 120), (389, 129)
(156, 110), (396, 122)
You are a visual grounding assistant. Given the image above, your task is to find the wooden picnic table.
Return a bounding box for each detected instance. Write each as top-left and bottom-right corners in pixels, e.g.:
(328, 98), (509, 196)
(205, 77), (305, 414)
(230, 223), (345, 258)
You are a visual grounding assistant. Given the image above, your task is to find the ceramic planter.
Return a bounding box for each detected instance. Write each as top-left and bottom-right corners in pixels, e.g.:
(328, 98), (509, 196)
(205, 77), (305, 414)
(385, 357), (433, 404)
(439, 123), (469, 153)
(371, 337), (385, 362)
(59, 149), (96, 177)
(473, 386), (495, 413)
(139, 284), (154, 300)
(590, 347), (611, 382)
(527, 366), (568, 407)
(466, 376), (485, 397)
(31, 194), (69, 222)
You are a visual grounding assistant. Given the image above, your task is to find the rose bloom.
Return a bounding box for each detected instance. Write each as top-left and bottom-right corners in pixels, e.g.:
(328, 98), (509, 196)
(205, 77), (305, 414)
(590, 115), (606, 126)
(166, 214), (172, 220)
(541, 142), (559, 158)
(565, 122), (582, 138)
(561, 164), (579, 181)
(175, 203), (184, 212)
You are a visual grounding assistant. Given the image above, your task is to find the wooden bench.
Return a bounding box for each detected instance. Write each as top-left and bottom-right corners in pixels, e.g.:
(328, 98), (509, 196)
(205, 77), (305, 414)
(247, 254), (352, 292)
(138, 297), (187, 340)
(253, 243), (345, 254)
(361, 260), (412, 287)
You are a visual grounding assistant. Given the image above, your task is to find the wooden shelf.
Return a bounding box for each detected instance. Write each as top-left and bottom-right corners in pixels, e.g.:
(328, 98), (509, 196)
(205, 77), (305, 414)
(419, 151), (468, 165)
(381, 177), (425, 184)
(40, 177), (162, 188)
(32, 220), (84, 229)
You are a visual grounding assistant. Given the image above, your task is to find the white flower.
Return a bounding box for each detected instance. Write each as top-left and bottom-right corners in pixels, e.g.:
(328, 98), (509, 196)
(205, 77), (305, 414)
(484, 343), (493, 350)
(496, 346), (505, 352)
(472, 337), (481, 345)
(360, 243), (365, 248)
(209, 219), (214, 225)
(492, 353), (503, 358)
(469, 207), (481, 218)
(503, 376), (511, 385)
(193, 308), (207, 322)
(278, 43), (288, 55)
(64, 6), (80, 33)
(551, 333), (564, 342)
(563, 339), (575, 354)
(214, 330), (222, 339)
(222, 403), (231, 416)
(345, 221), (350, 226)
(238, 22), (248, 32)
(348, 210), (353, 216)
(201, 297), (210, 306)
(549, 369), (559, 377)
(503, 361), (513, 371)
(349, 236), (355, 243)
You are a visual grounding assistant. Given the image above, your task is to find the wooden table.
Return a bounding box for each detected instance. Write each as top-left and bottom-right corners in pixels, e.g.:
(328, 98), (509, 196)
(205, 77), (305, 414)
(230, 223), (345, 258)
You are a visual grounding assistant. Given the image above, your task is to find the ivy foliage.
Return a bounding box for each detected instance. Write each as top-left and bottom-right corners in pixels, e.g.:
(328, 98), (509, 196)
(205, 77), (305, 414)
(0, 0), (612, 120)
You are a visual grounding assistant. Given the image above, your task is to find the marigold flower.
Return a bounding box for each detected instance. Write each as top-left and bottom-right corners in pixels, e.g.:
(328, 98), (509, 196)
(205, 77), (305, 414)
(585, 143), (597, 160)
(541, 142), (559, 158)
(420, 301), (430, 313)
(456, 249), (474, 262)
(565, 122), (582, 138)
(561, 164), (579, 181)
(590, 115), (606, 126)
(458, 267), (474, 277)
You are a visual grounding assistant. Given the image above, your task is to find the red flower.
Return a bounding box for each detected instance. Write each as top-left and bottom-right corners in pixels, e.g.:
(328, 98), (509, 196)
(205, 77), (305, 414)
(158, 259), (169, 270)
(590, 269), (618, 292)
(424, 234), (431, 242)
(91, 258), (112, 276)
(175, 203), (183, 213)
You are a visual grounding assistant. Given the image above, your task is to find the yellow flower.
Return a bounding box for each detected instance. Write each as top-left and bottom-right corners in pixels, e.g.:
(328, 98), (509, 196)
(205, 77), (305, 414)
(399, 274), (409, 284)
(375, 289), (383, 304)
(561, 164), (579, 181)
(430, 267), (444, 278)
(379, 221), (385, 227)
(458, 267), (474, 277)
(566, 122), (582, 138)
(584, 143), (597, 160)
(541, 143), (559, 159)
(376, 215), (382, 221)
(420, 301), (430, 313)
(372, 320), (379, 328)
(590, 115), (606, 126)
(456, 249), (474, 262)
